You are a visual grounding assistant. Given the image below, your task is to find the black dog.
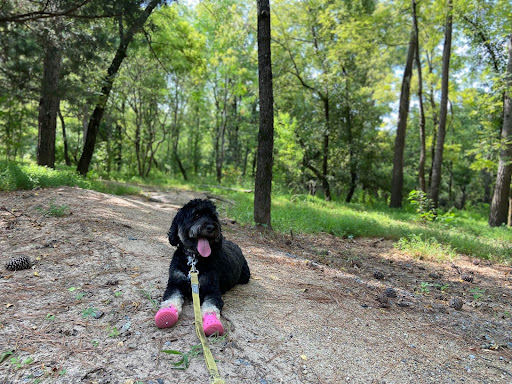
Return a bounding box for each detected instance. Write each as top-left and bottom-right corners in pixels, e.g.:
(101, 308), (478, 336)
(155, 199), (250, 336)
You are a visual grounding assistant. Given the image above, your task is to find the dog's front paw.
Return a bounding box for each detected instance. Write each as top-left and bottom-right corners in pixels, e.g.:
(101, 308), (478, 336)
(203, 312), (224, 336)
(155, 306), (179, 328)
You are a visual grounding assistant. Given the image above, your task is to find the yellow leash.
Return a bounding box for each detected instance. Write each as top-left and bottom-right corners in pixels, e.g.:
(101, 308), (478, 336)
(190, 270), (226, 384)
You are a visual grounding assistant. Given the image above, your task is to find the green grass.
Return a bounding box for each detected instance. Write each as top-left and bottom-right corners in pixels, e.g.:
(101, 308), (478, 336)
(0, 161), (139, 195)
(206, 187), (512, 263)
(1, 161), (511, 263)
(394, 234), (458, 262)
(35, 201), (70, 217)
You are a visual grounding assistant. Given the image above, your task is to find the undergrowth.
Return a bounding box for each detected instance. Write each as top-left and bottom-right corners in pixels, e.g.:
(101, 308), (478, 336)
(0, 161), (138, 195)
(394, 234), (458, 262)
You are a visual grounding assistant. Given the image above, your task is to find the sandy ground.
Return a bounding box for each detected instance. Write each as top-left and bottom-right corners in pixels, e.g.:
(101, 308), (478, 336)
(0, 186), (511, 384)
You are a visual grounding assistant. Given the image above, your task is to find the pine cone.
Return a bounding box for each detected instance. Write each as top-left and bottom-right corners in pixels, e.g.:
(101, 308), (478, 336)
(376, 292), (390, 308)
(5, 255), (32, 271)
(449, 297), (463, 311)
(461, 273), (474, 283)
(384, 287), (397, 298)
(373, 270), (385, 280)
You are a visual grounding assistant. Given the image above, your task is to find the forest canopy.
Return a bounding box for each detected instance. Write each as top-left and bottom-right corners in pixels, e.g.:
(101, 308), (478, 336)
(1, 0), (512, 224)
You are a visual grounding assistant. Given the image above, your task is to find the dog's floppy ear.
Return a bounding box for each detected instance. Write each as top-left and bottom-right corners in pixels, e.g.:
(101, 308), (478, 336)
(168, 209), (183, 246)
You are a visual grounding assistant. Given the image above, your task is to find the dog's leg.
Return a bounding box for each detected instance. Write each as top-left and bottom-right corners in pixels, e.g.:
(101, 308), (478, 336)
(161, 267), (189, 314)
(238, 258), (251, 284)
(156, 267), (188, 329)
(200, 296), (223, 318)
(199, 281), (225, 336)
(160, 291), (184, 314)
(155, 289), (184, 329)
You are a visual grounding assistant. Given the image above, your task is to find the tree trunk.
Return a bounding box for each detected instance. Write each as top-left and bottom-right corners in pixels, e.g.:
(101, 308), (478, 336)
(489, 35), (512, 227)
(216, 119), (227, 183)
(37, 41), (62, 168)
(413, 0), (427, 193)
(58, 107), (71, 166)
(345, 106), (357, 203)
(508, 195), (512, 226)
(429, 0), (453, 209)
(115, 123), (122, 172)
(390, 16), (417, 208)
(242, 145), (250, 177)
(77, 0), (163, 176)
(322, 97), (332, 201)
(254, 0), (274, 228)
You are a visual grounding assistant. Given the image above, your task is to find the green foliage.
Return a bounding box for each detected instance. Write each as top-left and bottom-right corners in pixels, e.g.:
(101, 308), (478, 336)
(0, 350), (14, 364)
(418, 282), (430, 295)
(139, 286), (159, 310)
(394, 234), (458, 262)
(0, 161), (139, 195)
(1, 0), (512, 268)
(162, 344), (203, 370)
(469, 287), (486, 301)
(35, 201), (70, 217)
(81, 307), (99, 319)
(432, 283), (450, 292)
(408, 190), (457, 226)
(408, 190), (436, 222)
(208, 184), (512, 261)
(108, 326), (120, 338)
(9, 355), (33, 369)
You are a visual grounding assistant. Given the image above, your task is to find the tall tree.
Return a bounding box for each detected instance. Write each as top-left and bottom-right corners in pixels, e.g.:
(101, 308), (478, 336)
(254, 0), (274, 227)
(58, 108), (71, 166)
(37, 32), (62, 168)
(413, 0), (427, 193)
(77, 0), (164, 176)
(489, 34), (512, 227)
(429, 0), (453, 209)
(390, 1), (418, 208)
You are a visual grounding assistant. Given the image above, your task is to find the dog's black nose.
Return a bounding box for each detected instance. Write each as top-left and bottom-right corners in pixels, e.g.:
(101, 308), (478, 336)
(205, 224), (215, 233)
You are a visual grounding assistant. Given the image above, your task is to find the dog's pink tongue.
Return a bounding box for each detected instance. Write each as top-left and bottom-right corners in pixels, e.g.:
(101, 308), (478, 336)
(197, 238), (211, 257)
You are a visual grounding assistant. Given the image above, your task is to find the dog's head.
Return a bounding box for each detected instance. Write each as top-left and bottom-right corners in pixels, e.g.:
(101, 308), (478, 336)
(168, 199), (222, 257)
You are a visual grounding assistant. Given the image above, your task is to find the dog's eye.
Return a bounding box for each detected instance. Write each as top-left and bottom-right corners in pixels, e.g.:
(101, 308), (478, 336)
(194, 213), (200, 219)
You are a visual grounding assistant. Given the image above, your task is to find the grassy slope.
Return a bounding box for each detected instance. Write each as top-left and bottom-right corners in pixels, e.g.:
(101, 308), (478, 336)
(212, 188), (512, 263)
(1, 162), (511, 263)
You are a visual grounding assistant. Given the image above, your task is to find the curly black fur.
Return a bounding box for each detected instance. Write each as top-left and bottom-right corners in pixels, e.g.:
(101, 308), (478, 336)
(162, 199), (250, 314)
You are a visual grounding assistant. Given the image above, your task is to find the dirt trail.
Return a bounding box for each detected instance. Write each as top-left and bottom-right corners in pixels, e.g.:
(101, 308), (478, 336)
(1, 187), (511, 383)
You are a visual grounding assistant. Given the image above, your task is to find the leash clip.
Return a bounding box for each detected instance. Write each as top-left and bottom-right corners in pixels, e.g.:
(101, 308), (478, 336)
(188, 254), (198, 277)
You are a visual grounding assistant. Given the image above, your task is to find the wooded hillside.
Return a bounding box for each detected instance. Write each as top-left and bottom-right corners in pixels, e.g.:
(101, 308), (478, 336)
(1, 0), (512, 225)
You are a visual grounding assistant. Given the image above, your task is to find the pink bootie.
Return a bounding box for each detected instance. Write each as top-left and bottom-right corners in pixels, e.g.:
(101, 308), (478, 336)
(203, 312), (224, 336)
(155, 305), (179, 329)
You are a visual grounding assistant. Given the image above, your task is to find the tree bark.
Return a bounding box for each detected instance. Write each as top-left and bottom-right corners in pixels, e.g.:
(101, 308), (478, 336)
(345, 105), (357, 203)
(58, 107), (71, 166)
(429, 0), (453, 209)
(77, 0), (163, 176)
(37, 41), (62, 168)
(489, 35), (512, 227)
(413, 0), (427, 193)
(390, 14), (417, 208)
(115, 123), (122, 172)
(322, 96), (332, 201)
(254, 0), (274, 228)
